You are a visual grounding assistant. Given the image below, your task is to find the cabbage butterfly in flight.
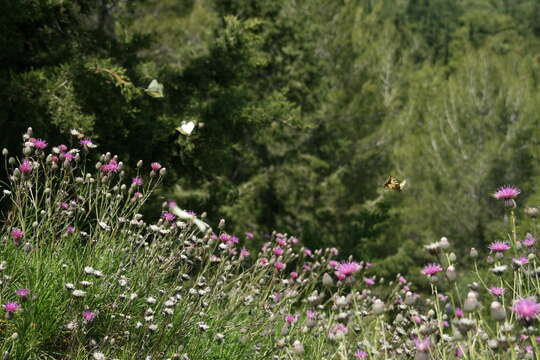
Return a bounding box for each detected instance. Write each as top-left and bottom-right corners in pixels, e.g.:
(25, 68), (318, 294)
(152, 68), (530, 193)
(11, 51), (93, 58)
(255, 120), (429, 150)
(145, 79), (164, 98)
(176, 121), (195, 136)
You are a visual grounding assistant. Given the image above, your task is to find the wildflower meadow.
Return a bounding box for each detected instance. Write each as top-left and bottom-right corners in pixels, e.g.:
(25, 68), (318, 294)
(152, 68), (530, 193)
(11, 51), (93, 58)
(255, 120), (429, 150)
(0, 128), (539, 359)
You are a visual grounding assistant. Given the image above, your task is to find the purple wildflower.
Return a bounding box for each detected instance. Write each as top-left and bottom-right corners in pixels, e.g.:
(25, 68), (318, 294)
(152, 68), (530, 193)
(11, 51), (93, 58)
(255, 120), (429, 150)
(414, 337), (431, 352)
(513, 297), (540, 321)
(493, 186), (520, 200)
(33, 139), (47, 150)
(58, 144), (68, 152)
(489, 287), (505, 297)
(245, 232), (254, 239)
(132, 177), (144, 186)
(162, 212), (176, 222)
(274, 262), (285, 271)
(11, 228), (24, 240)
(355, 350), (368, 359)
(4, 302), (20, 313)
(421, 263), (443, 276)
(488, 241), (511, 252)
(523, 233), (536, 247)
(83, 311), (96, 322)
(15, 288), (30, 300)
(80, 139), (96, 149)
(18, 159), (33, 174)
(336, 261), (361, 276)
(150, 162), (162, 171)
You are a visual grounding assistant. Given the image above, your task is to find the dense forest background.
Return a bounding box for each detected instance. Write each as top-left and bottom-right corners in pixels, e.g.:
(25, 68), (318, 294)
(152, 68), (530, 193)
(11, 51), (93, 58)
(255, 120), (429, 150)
(2, 0), (540, 280)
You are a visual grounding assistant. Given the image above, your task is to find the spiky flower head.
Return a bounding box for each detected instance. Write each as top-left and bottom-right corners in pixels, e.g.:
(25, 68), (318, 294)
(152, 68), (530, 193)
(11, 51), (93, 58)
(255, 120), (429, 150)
(488, 241), (510, 252)
(336, 261), (361, 276)
(513, 297), (540, 321)
(522, 233), (536, 247)
(421, 263), (443, 276)
(493, 186), (520, 200)
(4, 302), (20, 313)
(489, 287), (505, 297)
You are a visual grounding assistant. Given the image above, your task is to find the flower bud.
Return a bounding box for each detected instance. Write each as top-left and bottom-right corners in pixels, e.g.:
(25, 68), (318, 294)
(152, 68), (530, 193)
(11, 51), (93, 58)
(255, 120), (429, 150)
(218, 219), (225, 229)
(446, 266), (457, 281)
(470, 248), (478, 258)
(322, 273), (334, 287)
(137, 160), (143, 168)
(490, 301), (506, 321)
(463, 292), (480, 312)
(448, 252), (457, 262)
(292, 340), (304, 355)
(372, 299), (385, 314)
(439, 237), (450, 249)
(159, 167), (167, 176)
(524, 207), (540, 218)
(2, 149), (8, 157)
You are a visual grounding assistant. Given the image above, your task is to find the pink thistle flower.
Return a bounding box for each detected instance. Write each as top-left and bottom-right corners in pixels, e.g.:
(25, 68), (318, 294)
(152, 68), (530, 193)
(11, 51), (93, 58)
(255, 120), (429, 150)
(513, 297), (540, 321)
(354, 350), (368, 359)
(273, 247), (284, 256)
(522, 233), (536, 247)
(489, 287), (505, 297)
(488, 241), (510, 252)
(421, 263), (443, 276)
(274, 262), (285, 271)
(33, 139), (47, 150)
(58, 202), (69, 210)
(132, 192), (142, 199)
(399, 276), (407, 284)
(150, 162), (162, 171)
(100, 160), (119, 174)
(271, 293), (282, 302)
(162, 212), (176, 222)
(514, 257), (529, 265)
(328, 260), (339, 268)
(284, 314), (299, 324)
(363, 277), (375, 286)
(290, 236), (299, 244)
(11, 228), (24, 240)
(290, 272), (299, 280)
(240, 248), (250, 257)
(79, 139), (95, 148)
(455, 308), (464, 317)
(259, 258), (269, 265)
(132, 177), (144, 186)
(62, 152), (74, 161)
(18, 159), (33, 174)
(414, 337), (431, 352)
(306, 311), (317, 320)
(304, 248), (313, 257)
(303, 264), (311, 271)
(245, 232), (254, 239)
(58, 144), (68, 152)
(493, 186), (520, 200)
(335, 272), (346, 280)
(66, 226), (76, 234)
(276, 238), (286, 247)
(82, 311), (96, 322)
(4, 302), (20, 313)
(15, 288), (30, 300)
(336, 261), (361, 276)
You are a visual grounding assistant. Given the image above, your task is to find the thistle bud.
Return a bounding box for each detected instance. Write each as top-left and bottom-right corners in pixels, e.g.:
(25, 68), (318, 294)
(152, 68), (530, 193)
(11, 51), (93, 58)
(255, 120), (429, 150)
(322, 273), (334, 287)
(524, 207), (540, 218)
(463, 292), (480, 312)
(159, 167), (167, 176)
(2, 149), (8, 157)
(137, 160), (143, 168)
(292, 340), (304, 355)
(8, 157), (15, 165)
(218, 219), (225, 229)
(470, 248), (478, 258)
(490, 301), (506, 321)
(372, 299), (385, 314)
(439, 237), (450, 249)
(446, 266), (457, 281)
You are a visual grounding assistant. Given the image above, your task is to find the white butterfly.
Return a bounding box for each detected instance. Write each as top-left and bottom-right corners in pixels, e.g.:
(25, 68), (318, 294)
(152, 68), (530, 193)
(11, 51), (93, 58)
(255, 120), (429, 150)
(176, 121), (195, 136)
(170, 206), (210, 233)
(145, 79), (164, 98)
